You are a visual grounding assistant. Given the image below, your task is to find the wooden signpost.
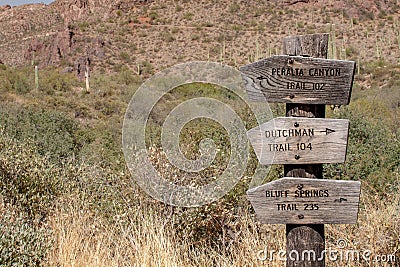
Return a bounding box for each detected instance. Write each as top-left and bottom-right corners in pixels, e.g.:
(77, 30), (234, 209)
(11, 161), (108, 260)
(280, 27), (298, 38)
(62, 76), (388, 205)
(240, 55), (355, 104)
(247, 177), (361, 224)
(240, 33), (359, 267)
(247, 117), (349, 164)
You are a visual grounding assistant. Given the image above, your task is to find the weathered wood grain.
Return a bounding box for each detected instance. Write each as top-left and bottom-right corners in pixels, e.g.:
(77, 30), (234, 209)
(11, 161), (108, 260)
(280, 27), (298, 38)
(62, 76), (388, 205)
(282, 33), (329, 58)
(247, 177), (361, 224)
(240, 55), (355, 104)
(247, 117), (349, 164)
(283, 33), (328, 267)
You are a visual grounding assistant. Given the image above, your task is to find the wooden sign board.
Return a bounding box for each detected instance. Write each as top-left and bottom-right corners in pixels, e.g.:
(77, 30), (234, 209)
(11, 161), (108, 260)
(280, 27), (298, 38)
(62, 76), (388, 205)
(247, 177), (361, 224)
(247, 117), (349, 164)
(240, 55), (355, 104)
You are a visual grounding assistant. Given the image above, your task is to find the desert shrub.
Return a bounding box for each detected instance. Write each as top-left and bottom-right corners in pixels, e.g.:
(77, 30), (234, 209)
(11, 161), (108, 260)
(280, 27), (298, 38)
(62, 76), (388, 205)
(229, 4), (240, 13)
(77, 21), (89, 31)
(119, 51), (130, 62)
(0, 66), (32, 94)
(149, 11), (158, 20)
(92, 72), (120, 95)
(0, 132), (129, 266)
(0, 66), (77, 95)
(115, 66), (141, 86)
(0, 101), (126, 171)
(39, 68), (78, 94)
(324, 100), (400, 195)
(0, 104), (85, 162)
(0, 208), (51, 266)
(183, 12), (193, 20)
(11, 73), (31, 94)
(161, 31), (175, 42)
(77, 123), (125, 170)
(143, 82), (265, 244)
(0, 134), (64, 217)
(345, 46), (359, 58)
(90, 70), (140, 105)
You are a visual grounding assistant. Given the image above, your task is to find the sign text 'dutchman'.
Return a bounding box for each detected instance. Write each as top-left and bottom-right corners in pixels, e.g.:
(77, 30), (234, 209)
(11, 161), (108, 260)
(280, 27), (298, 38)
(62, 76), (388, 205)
(247, 117), (349, 164)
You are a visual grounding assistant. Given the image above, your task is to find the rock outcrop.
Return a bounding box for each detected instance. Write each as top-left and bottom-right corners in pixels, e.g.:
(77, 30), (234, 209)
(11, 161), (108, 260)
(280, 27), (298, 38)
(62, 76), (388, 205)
(25, 26), (76, 66)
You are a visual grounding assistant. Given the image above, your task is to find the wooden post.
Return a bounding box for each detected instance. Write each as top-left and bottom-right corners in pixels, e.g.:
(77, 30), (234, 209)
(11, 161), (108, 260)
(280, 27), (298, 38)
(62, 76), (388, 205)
(241, 33), (356, 266)
(283, 33), (328, 267)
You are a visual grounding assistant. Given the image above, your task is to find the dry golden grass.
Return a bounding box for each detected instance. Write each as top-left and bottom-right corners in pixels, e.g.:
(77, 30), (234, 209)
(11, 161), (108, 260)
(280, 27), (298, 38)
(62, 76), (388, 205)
(326, 189), (400, 267)
(46, 199), (284, 266)
(46, 187), (399, 267)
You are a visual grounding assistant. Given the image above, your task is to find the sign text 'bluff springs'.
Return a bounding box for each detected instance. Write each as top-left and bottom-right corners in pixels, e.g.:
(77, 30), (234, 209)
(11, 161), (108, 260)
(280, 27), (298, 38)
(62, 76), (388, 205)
(246, 178), (361, 224)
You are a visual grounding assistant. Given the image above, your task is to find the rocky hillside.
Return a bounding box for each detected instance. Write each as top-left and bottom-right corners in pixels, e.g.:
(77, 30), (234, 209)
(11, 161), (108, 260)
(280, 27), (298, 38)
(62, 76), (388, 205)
(0, 0), (399, 78)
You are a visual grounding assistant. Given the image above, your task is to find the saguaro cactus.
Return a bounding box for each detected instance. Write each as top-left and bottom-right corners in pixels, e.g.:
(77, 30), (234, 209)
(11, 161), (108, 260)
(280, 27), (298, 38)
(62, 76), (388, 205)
(35, 65), (39, 91)
(85, 56), (90, 92)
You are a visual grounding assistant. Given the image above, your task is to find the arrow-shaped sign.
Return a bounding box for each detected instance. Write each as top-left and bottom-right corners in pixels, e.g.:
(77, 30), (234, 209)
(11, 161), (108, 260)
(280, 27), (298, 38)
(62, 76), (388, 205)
(247, 117), (349, 164)
(319, 128), (335, 135)
(240, 55), (355, 104)
(247, 177), (361, 224)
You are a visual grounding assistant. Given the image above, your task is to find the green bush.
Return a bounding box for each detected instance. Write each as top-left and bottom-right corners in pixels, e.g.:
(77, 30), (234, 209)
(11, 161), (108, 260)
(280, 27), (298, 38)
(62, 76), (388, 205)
(0, 208), (51, 266)
(0, 65), (78, 95)
(143, 82), (262, 243)
(324, 101), (400, 195)
(116, 66), (141, 86)
(40, 68), (77, 94)
(0, 132), (128, 265)
(183, 12), (193, 20)
(119, 51), (131, 62)
(0, 66), (32, 94)
(0, 134), (63, 217)
(0, 104), (85, 162)
(161, 31), (175, 42)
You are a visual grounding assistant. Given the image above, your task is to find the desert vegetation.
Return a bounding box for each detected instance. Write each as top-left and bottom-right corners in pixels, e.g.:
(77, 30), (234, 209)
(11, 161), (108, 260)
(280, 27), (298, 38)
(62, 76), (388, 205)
(0, 56), (399, 266)
(0, 0), (399, 266)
